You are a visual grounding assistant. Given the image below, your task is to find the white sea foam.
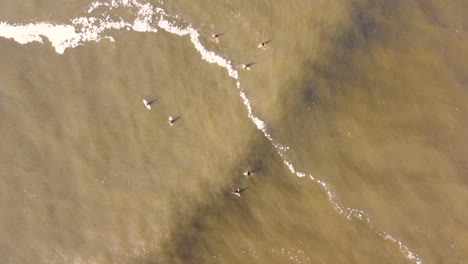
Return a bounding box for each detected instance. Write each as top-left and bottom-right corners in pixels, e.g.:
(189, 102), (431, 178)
(132, 3), (157, 32)
(0, 16), (130, 53)
(0, 1), (423, 263)
(0, 22), (83, 54)
(0, 0), (160, 54)
(87, 1), (103, 13)
(283, 160), (295, 174)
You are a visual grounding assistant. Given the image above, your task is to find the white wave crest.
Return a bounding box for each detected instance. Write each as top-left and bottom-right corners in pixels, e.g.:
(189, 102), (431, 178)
(0, 0), (160, 54)
(0, 22), (84, 54)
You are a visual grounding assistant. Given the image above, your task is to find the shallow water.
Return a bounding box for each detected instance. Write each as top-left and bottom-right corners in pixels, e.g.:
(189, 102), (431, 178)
(0, 0), (467, 263)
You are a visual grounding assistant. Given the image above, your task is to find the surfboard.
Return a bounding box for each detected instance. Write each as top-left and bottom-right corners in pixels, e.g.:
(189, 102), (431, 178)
(168, 116), (174, 126)
(143, 99), (151, 110)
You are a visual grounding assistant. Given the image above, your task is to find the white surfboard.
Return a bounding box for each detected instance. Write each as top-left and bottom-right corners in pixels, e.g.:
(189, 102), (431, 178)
(168, 116), (174, 126)
(143, 99), (151, 110)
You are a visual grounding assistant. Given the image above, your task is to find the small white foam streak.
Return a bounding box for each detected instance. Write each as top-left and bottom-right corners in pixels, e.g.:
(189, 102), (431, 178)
(278, 152), (420, 262)
(381, 232), (423, 264)
(283, 160), (295, 174)
(0, 1), (422, 263)
(87, 1), (103, 13)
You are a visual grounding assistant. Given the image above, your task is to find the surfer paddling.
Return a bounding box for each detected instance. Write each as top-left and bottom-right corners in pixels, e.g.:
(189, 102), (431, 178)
(167, 115), (180, 126)
(243, 170), (253, 177)
(241, 64), (251, 71)
(243, 168), (261, 178)
(168, 116), (175, 126)
(257, 40), (271, 49)
(240, 63), (254, 71)
(232, 187), (248, 197)
(143, 99), (156, 110)
(211, 33), (223, 43)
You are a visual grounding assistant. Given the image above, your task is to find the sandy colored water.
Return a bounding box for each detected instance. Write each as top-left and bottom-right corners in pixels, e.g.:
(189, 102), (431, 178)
(0, 0), (467, 263)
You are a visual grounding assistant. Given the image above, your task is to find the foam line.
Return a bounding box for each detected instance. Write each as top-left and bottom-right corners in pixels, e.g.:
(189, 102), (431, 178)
(154, 9), (422, 263)
(0, 1), (422, 263)
(0, 0), (160, 54)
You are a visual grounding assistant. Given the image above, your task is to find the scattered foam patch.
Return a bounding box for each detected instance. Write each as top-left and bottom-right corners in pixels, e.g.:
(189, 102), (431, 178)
(0, 1), (423, 263)
(132, 3), (158, 32)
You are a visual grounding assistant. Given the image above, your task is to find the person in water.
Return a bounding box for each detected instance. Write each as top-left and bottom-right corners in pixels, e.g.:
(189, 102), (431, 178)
(232, 188), (242, 197)
(257, 40), (271, 49)
(243, 168), (261, 178)
(232, 187), (248, 197)
(168, 116), (175, 126)
(211, 33), (223, 43)
(241, 64), (251, 71)
(143, 99), (155, 110)
(243, 170), (253, 177)
(167, 116), (180, 126)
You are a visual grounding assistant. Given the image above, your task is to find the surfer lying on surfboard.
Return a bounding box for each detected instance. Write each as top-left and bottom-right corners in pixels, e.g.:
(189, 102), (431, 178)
(239, 63), (255, 71)
(243, 168), (261, 178)
(257, 40), (271, 48)
(143, 99), (156, 109)
(232, 187), (248, 197)
(167, 115), (180, 126)
(211, 33), (223, 43)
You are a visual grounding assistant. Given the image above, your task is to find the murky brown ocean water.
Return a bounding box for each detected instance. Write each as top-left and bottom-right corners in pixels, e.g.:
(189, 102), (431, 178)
(0, 0), (467, 263)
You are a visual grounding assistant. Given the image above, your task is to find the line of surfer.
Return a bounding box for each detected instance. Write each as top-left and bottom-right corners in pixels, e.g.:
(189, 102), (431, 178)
(142, 31), (271, 198)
